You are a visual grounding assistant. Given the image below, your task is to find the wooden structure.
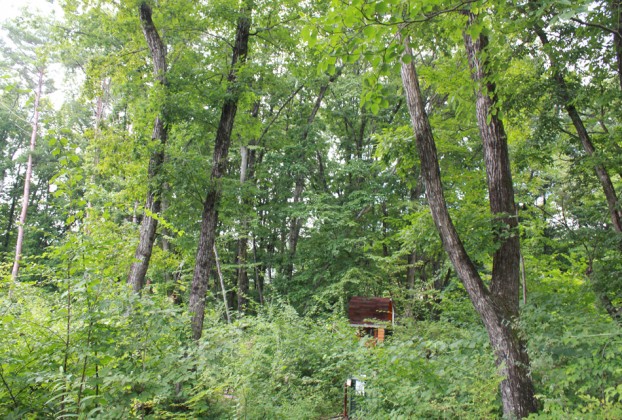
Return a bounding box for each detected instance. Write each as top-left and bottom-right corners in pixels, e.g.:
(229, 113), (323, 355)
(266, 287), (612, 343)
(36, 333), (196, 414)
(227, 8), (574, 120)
(347, 296), (394, 342)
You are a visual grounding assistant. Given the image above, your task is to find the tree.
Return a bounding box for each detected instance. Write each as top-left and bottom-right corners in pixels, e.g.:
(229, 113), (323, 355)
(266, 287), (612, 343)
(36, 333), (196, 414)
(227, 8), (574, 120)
(399, 31), (537, 416)
(11, 70), (44, 283)
(520, 2), (622, 321)
(190, 1), (253, 340)
(284, 72), (340, 282)
(310, 1), (539, 415)
(460, 11), (538, 414)
(534, 25), (622, 233)
(235, 102), (259, 312)
(127, 2), (169, 293)
(1, 15), (51, 282)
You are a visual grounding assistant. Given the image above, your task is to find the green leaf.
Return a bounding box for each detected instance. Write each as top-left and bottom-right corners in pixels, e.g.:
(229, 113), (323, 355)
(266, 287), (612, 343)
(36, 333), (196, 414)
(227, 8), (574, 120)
(363, 25), (376, 39)
(375, 1), (389, 14)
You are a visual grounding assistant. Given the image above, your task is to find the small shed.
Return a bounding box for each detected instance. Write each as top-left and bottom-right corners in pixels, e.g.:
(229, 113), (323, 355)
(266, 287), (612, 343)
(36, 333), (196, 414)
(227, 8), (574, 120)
(348, 296), (394, 342)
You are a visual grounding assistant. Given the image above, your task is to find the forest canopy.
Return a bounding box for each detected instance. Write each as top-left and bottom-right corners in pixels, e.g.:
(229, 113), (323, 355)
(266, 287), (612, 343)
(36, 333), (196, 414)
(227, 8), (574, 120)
(0, 0), (621, 418)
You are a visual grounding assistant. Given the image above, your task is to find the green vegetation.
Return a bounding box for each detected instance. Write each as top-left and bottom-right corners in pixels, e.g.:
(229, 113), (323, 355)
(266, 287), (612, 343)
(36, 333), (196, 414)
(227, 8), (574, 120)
(1, 0), (621, 418)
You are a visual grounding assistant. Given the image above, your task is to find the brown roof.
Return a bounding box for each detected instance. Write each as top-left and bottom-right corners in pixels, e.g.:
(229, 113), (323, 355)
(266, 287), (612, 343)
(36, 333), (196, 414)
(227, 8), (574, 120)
(348, 296), (393, 327)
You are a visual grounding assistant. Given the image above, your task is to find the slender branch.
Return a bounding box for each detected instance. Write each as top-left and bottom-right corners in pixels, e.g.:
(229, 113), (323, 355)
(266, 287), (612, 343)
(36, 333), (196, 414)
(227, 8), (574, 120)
(250, 15), (300, 35)
(357, 0), (478, 28)
(76, 321), (94, 415)
(570, 17), (621, 38)
(0, 102), (31, 129)
(0, 365), (17, 407)
(59, 261), (72, 415)
(17, 317), (68, 345)
(119, 48), (148, 58)
(257, 84), (304, 145)
(559, 127), (580, 139)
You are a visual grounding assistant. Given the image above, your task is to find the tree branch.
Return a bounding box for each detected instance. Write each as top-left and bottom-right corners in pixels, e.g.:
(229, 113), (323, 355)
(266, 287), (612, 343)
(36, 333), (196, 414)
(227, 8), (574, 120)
(257, 84), (305, 145)
(570, 17), (622, 38)
(0, 366), (17, 407)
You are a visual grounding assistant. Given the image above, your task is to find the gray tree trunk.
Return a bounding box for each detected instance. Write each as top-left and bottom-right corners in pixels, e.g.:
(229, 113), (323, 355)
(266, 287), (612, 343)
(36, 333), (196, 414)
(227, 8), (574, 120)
(236, 101), (259, 312)
(11, 68), (43, 282)
(127, 2), (169, 293)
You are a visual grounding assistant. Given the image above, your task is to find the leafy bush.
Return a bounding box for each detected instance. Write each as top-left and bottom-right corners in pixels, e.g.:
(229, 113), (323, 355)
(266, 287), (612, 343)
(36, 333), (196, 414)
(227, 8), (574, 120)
(523, 267), (622, 419)
(2, 244), (621, 419)
(185, 303), (360, 419)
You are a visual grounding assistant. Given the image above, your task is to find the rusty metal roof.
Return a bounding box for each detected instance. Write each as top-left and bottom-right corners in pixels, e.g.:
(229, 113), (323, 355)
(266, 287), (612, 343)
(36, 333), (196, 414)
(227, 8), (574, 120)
(348, 296), (393, 327)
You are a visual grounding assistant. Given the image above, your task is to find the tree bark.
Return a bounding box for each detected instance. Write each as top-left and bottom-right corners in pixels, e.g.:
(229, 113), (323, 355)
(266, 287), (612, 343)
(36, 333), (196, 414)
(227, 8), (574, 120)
(190, 3), (252, 340)
(11, 68), (43, 282)
(535, 24), (622, 233)
(463, 12), (521, 317)
(127, 2), (169, 293)
(599, 292), (622, 324)
(400, 31), (537, 418)
(463, 15), (537, 416)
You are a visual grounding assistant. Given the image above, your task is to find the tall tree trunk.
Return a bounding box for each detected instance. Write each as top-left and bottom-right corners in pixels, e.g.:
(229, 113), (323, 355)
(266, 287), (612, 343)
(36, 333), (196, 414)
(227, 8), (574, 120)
(405, 250), (417, 318)
(127, 2), (169, 293)
(381, 202), (389, 257)
(236, 102), (259, 312)
(463, 15), (537, 415)
(237, 146), (250, 312)
(285, 74), (339, 280)
(189, 3), (252, 340)
(252, 235), (264, 304)
(11, 68), (43, 282)
(400, 31), (537, 418)
(405, 183), (425, 318)
(535, 24), (622, 233)
(95, 78), (110, 132)
(285, 179), (304, 280)
(464, 12), (521, 317)
(535, 23), (622, 321)
(612, 0), (622, 91)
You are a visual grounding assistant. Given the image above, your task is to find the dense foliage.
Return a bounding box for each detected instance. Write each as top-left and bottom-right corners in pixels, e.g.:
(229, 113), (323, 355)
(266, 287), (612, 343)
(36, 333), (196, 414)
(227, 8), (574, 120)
(1, 0), (621, 418)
